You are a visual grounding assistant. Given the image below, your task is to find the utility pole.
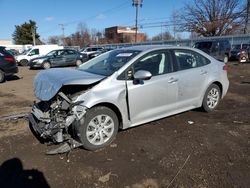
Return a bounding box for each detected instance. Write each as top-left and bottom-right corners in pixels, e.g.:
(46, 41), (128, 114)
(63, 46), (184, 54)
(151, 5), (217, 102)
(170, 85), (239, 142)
(31, 26), (36, 45)
(59, 24), (65, 37)
(59, 24), (65, 44)
(132, 0), (143, 43)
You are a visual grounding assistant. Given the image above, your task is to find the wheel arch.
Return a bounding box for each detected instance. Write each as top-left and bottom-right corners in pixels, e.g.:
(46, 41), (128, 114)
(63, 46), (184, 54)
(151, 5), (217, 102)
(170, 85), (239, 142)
(211, 81), (223, 98)
(92, 102), (123, 129)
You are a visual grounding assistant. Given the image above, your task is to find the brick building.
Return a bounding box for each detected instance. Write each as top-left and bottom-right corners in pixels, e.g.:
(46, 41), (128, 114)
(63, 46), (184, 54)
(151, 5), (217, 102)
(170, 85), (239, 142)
(105, 26), (146, 43)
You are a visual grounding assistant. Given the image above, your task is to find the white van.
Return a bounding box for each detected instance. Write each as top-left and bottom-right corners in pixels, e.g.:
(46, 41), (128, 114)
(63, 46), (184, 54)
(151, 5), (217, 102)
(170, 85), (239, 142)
(16, 45), (64, 66)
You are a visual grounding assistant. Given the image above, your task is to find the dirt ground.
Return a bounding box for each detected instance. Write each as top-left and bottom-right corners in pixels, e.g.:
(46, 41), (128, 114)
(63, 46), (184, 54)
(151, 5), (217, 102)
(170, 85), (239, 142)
(0, 63), (249, 188)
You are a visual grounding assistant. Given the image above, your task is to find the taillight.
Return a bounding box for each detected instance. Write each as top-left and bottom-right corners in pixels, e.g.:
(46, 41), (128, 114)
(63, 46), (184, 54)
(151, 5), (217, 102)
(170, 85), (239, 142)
(223, 65), (229, 71)
(4, 57), (16, 62)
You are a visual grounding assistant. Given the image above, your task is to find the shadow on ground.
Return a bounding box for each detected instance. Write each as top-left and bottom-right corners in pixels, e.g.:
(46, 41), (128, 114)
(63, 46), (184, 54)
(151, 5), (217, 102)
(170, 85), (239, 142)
(0, 158), (50, 188)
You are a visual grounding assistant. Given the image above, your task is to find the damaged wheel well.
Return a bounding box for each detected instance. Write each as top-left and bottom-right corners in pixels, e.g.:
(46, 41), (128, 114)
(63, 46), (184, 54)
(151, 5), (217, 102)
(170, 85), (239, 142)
(92, 103), (123, 129)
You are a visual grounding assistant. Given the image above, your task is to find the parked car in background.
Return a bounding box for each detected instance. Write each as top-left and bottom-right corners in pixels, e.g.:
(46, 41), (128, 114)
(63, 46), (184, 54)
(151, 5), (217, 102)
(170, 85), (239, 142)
(16, 45), (64, 66)
(0, 46), (18, 83)
(29, 45), (229, 152)
(230, 43), (250, 62)
(80, 47), (103, 57)
(29, 49), (87, 69)
(7, 49), (20, 56)
(193, 40), (231, 63)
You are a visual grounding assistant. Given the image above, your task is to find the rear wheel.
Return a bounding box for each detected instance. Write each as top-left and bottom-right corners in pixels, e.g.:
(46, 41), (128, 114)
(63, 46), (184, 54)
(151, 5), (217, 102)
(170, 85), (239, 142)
(77, 106), (118, 150)
(0, 70), (5, 83)
(202, 84), (221, 112)
(20, 59), (29, 66)
(42, 62), (51, 69)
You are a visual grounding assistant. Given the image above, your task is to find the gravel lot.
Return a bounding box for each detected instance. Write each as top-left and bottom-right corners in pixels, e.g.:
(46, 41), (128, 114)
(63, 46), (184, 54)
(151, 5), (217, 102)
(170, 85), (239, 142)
(0, 63), (249, 188)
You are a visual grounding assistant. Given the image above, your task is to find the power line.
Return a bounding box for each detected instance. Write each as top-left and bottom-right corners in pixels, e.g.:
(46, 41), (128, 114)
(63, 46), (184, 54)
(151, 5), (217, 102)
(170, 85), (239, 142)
(39, 0), (131, 35)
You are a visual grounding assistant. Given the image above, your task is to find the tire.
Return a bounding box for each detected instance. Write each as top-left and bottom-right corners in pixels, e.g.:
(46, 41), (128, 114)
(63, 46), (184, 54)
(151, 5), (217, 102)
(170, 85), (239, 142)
(77, 106), (119, 150)
(20, 59), (29, 66)
(224, 55), (228, 63)
(76, 60), (82, 67)
(42, 62), (51, 69)
(0, 70), (5, 83)
(202, 84), (221, 112)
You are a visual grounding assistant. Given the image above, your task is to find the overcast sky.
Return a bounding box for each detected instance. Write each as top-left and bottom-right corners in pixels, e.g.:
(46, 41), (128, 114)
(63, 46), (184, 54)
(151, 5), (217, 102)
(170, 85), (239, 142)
(0, 0), (189, 41)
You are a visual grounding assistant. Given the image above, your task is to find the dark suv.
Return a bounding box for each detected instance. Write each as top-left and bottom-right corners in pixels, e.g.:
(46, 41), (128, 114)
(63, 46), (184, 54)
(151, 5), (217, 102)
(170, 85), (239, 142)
(0, 46), (18, 83)
(193, 40), (231, 63)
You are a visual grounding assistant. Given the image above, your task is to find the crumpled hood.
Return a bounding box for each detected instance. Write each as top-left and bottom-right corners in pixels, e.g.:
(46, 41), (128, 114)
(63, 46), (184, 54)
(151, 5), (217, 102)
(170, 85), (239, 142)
(34, 68), (105, 101)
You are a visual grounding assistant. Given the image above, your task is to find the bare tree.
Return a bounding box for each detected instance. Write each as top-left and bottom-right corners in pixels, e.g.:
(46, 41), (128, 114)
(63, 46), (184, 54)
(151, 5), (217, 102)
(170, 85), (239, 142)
(180, 0), (244, 36)
(48, 36), (61, 45)
(243, 0), (250, 34)
(152, 31), (174, 41)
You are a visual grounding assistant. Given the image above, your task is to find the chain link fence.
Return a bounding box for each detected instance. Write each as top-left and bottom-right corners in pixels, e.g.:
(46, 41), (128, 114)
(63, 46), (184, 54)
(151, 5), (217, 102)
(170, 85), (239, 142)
(93, 34), (250, 49)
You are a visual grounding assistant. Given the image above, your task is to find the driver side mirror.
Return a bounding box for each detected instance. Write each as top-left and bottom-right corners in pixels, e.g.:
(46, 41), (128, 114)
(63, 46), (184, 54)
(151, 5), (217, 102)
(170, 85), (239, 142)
(133, 70), (152, 84)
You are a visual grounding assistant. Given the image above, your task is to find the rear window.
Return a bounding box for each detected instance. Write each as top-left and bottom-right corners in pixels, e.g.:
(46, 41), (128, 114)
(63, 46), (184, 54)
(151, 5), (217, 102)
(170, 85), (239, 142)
(0, 47), (13, 57)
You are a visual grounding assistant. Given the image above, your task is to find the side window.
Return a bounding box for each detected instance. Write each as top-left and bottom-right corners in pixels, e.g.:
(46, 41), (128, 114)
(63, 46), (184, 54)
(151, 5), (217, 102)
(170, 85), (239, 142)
(174, 50), (210, 70)
(29, 49), (39, 56)
(58, 50), (66, 56)
(67, 50), (76, 55)
(133, 50), (172, 77)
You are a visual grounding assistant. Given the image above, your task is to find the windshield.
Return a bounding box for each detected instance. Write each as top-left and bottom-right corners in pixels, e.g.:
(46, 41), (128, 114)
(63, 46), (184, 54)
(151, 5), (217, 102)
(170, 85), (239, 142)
(232, 45), (241, 50)
(194, 42), (212, 49)
(21, 48), (31, 55)
(78, 49), (141, 76)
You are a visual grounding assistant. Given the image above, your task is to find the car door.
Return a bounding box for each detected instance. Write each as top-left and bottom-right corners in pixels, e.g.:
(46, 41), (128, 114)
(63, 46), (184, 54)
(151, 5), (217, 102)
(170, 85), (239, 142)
(126, 50), (178, 125)
(172, 49), (210, 109)
(50, 50), (65, 67)
(27, 48), (40, 59)
(64, 50), (77, 65)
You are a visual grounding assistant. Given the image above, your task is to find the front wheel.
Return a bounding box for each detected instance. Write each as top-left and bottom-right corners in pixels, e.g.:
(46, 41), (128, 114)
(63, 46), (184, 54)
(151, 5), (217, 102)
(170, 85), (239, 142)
(77, 106), (118, 150)
(202, 84), (221, 112)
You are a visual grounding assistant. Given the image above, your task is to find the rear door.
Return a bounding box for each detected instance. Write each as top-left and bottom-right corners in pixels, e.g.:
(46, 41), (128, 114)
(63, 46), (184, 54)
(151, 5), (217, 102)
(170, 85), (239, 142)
(64, 50), (77, 65)
(126, 50), (178, 125)
(172, 49), (210, 109)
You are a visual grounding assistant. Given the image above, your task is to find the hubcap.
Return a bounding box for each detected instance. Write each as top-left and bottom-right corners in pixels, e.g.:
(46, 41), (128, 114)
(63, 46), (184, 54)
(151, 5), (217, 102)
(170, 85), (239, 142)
(86, 114), (114, 145)
(44, 63), (50, 69)
(207, 88), (220, 109)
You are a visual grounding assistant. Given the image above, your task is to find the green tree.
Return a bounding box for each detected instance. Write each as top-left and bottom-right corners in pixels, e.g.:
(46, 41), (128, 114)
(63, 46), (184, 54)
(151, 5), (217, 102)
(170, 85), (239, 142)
(12, 20), (40, 44)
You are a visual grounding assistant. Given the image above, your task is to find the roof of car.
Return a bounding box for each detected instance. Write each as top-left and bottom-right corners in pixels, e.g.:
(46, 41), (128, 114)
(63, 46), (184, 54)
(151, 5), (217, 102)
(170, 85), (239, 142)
(120, 45), (194, 52)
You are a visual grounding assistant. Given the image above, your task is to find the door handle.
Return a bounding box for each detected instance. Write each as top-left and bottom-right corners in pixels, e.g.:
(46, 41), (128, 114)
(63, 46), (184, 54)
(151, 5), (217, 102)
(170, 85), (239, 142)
(168, 77), (178, 83)
(200, 70), (208, 75)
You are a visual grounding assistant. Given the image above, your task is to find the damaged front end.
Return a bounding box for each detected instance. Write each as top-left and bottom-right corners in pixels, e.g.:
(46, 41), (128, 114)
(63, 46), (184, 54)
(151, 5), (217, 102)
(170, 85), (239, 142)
(29, 68), (106, 154)
(29, 92), (86, 145)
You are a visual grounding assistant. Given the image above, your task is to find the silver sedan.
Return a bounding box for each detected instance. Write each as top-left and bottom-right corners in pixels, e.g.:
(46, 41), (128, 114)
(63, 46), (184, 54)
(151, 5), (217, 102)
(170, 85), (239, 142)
(29, 45), (229, 152)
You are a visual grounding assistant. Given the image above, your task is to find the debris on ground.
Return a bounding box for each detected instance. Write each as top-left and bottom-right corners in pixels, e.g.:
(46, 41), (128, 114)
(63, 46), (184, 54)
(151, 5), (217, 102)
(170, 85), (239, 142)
(98, 172), (112, 183)
(0, 113), (29, 121)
